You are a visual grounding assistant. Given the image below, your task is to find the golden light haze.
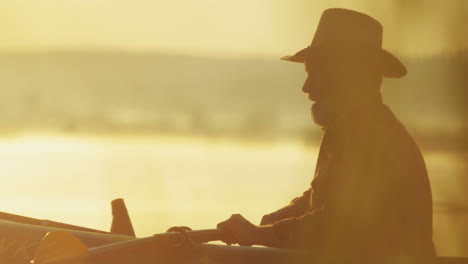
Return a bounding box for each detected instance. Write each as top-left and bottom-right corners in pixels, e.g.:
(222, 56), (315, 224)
(0, 0), (466, 57)
(0, 0), (466, 257)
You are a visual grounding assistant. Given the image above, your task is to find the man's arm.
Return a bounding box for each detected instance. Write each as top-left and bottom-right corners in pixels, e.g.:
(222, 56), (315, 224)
(217, 214), (282, 247)
(216, 189), (313, 247)
(270, 208), (328, 249)
(260, 188), (312, 225)
(216, 208), (327, 248)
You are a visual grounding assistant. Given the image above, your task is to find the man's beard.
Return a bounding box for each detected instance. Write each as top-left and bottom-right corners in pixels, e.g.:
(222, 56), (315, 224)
(311, 102), (337, 128)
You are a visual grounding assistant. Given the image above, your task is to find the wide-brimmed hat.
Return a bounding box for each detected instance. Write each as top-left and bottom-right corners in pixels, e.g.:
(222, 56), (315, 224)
(281, 8), (407, 78)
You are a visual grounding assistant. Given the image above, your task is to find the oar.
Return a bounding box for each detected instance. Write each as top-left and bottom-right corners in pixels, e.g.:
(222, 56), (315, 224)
(31, 229), (227, 264)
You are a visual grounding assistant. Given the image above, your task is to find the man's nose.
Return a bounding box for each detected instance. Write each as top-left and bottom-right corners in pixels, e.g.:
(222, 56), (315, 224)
(302, 75), (314, 94)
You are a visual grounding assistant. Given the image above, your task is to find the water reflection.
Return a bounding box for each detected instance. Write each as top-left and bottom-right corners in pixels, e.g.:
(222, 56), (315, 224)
(0, 134), (465, 256)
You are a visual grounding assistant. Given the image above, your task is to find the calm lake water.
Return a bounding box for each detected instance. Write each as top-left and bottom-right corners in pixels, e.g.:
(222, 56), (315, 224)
(0, 134), (466, 256)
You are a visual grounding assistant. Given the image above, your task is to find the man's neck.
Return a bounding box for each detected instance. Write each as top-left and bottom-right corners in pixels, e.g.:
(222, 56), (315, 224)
(325, 98), (384, 131)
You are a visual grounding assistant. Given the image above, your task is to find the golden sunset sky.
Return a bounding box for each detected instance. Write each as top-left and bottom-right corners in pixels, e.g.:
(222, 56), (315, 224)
(0, 0), (466, 58)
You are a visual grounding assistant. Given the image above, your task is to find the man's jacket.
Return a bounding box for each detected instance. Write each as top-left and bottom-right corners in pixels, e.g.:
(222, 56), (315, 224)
(263, 104), (435, 259)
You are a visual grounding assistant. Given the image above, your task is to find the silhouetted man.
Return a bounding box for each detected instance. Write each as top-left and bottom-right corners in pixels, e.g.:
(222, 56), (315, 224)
(217, 8), (435, 260)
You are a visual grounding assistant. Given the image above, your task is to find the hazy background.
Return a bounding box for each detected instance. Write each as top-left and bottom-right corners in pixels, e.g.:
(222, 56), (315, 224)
(0, 0), (466, 257)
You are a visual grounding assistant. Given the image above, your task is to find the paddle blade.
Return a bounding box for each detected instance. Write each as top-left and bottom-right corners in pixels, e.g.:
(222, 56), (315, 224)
(31, 231), (88, 264)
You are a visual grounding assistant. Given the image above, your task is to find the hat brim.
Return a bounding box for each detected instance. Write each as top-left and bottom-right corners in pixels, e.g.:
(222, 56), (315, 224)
(280, 46), (407, 78)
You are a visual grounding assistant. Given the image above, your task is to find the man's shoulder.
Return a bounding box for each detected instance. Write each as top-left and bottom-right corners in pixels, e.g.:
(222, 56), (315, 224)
(379, 105), (415, 142)
(378, 105), (425, 160)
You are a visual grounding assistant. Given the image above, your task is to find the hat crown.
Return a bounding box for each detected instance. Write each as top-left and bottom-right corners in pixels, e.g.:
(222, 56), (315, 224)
(312, 8), (383, 49)
(280, 8), (407, 78)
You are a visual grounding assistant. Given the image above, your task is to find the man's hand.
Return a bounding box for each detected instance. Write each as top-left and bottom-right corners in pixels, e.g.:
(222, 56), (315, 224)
(217, 214), (280, 247)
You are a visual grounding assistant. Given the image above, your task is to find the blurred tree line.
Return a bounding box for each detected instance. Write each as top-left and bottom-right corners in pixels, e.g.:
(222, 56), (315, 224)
(0, 51), (465, 150)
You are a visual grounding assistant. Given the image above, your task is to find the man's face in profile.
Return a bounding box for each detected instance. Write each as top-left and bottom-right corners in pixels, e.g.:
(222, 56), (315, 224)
(302, 52), (382, 127)
(302, 53), (347, 127)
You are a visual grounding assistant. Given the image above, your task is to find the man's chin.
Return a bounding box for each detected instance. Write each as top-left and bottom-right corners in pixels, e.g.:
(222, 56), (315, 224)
(311, 104), (329, 128)
(311, 114), (326, 128)
(311, 107), (326, 128)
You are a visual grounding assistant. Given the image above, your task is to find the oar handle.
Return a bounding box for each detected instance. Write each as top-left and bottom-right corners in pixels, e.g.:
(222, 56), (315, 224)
(187, 229), (229, 243)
